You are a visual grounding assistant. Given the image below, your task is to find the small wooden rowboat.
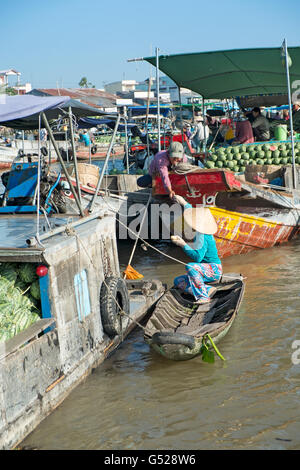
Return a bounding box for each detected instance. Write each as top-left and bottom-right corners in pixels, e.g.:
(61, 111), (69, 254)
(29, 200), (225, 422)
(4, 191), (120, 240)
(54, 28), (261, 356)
(144, 273), (245, 361)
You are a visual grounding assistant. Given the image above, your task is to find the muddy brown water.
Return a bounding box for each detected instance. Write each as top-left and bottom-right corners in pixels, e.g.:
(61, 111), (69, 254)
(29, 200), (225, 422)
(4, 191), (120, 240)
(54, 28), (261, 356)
(21, 238), (300, 450)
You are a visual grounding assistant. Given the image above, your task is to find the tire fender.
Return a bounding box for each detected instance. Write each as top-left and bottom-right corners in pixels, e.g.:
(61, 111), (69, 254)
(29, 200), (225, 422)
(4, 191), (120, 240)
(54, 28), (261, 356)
(151, 331), (195, 349)
(100, 276), (130, 338)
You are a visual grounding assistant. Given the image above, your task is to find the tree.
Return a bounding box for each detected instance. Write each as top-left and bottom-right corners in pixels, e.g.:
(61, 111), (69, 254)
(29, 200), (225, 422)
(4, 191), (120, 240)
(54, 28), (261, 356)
(5, 87), (17, 95)
(79, 77), (95, 88)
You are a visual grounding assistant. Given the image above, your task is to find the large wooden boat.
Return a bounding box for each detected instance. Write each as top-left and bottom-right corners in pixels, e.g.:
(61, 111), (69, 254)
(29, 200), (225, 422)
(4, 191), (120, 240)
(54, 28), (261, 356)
(153, 167), (300, 258)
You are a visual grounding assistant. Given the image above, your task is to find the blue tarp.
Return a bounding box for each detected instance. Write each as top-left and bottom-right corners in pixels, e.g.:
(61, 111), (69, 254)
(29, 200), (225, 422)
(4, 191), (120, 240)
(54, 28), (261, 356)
(128, 106), (171, 117)
(78, 117), (139, 131)
(0, 95), (70, 123)
(0, 95), (104, 129)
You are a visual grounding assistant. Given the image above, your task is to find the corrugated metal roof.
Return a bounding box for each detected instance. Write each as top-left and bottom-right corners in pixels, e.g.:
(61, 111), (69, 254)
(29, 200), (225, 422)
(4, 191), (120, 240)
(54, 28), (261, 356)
(28, 88), (117, 109)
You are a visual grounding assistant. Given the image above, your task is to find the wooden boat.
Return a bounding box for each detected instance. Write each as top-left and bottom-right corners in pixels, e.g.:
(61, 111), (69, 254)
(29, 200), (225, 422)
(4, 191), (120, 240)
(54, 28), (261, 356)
(153, 167), (300, 258)
(144, 273), (245, 361)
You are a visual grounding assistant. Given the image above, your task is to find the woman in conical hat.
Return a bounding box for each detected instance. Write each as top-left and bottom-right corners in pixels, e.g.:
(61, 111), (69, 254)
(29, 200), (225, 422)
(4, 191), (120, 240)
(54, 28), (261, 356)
(171, 195), (222, 304)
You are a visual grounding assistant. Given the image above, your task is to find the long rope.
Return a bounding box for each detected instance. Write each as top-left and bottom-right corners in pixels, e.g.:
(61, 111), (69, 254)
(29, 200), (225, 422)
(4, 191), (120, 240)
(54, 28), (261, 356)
(124, 192), (152, 278)
(65, 225), (147, 331)
(101, 194), (187, 266)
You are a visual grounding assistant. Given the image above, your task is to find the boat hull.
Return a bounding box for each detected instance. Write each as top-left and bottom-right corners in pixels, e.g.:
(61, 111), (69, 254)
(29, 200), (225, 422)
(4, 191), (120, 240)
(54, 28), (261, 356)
(144, 275), (245, 361)
(211, 207), (300, 258)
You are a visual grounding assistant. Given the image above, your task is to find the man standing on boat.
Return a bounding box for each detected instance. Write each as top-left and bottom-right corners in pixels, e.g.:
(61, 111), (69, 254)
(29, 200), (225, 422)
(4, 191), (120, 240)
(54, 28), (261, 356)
(137, 141), (187, 199)
(247, 107), (270, 141)
(190, 114), (210, 151)
(289, 100), (300, 133)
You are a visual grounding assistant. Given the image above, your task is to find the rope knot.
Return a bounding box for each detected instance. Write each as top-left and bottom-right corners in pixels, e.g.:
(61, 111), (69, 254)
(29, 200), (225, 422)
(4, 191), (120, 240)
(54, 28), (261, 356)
(65, 225), (76, 236)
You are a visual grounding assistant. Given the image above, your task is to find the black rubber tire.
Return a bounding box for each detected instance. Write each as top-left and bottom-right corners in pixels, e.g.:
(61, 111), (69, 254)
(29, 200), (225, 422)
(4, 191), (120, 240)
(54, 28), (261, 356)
(151, 331), (195, 349)
(100, 276), (130, 338)
(91, 145), (97, 155)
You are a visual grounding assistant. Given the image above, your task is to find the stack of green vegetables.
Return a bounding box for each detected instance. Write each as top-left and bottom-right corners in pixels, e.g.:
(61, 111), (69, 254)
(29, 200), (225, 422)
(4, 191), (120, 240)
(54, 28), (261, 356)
(0, 262), (41, 343)
(204, 141), (300, 172)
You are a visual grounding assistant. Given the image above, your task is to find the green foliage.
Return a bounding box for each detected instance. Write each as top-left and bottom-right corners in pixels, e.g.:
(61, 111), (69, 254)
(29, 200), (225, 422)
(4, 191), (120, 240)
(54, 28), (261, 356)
(78, 77), (95, 88)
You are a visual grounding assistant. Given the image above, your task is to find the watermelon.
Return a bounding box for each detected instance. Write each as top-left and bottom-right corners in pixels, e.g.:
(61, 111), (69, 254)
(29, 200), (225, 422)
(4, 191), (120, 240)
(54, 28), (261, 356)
(262, 143), (270, 152)
(249, 151), (256, 159)
(227, 154), (233, 161)
(240, 166), (246, 173)
(225, 147), (233, 154)
(278, 144), (286, 151)
(235, 154), (242, 161)
(241, 153), (250, 160)
(273, 150), (280, 159)
(205, 161), (215, 169)
(209, 154), (218, 162)
(227, 161), (234, 169)
(257, 151), (265, 159)
(30, 280), (40, 300)
(273, 157), (281, 165)
(240, 145), (247, 152)
(233, 166), (239, 172)
(266, 158), (273, 165)
(215, 161), (224, 168)
(256, 159), (264, 165)
(0, 263), (18, 284)
(265, 151), (272, 159)
(296, 142), (300, 150)
(232, 147), (240, 154)
(280, 150), (288, 158)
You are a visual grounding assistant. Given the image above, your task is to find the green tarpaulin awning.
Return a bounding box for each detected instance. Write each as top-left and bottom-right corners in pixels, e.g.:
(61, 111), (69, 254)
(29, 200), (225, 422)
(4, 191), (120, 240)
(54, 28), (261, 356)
(144, 46), (300, 100)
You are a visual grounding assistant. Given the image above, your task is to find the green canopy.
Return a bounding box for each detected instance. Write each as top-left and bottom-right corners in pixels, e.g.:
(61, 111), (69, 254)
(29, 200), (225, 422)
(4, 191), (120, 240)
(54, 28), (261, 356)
(144, 46), (300, 100)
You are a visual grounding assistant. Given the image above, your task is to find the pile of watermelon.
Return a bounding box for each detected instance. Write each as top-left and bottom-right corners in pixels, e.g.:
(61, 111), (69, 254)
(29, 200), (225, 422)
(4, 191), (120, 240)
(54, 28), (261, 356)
(0, 262), (41, 343)
(204, 142), (300, 172)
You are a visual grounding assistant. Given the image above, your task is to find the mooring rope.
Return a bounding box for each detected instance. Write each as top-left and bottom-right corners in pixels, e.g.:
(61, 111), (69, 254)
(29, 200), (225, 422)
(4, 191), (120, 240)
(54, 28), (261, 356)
(65, 224), (147, 332)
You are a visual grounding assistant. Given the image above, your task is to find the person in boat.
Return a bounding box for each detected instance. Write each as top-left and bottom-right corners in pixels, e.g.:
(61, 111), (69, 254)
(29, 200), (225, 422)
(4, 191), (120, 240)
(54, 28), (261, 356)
(78, 131), (91, 147)
(171, 195), (222, 304)
(247, 107), (270, 141)
(289, 100), (300, 133)
(136, 141), (187, 199)
(234, 119), (254, 144)
(190, 115), (210, 151)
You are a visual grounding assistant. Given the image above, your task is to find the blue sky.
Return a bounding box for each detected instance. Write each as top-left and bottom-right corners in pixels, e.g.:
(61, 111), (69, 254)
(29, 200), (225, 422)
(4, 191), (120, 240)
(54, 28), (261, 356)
(1, 0), (300, 89)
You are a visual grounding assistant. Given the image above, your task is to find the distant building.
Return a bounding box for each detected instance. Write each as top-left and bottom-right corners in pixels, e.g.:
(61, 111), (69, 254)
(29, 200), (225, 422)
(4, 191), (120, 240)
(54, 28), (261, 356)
(104, 80), (138, 95)
(137, 75), (202, 104)
(0, 69), (32, 95)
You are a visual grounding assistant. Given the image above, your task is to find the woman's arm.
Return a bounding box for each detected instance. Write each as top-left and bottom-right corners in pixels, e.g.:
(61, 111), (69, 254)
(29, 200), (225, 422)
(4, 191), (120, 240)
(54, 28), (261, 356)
(182, 233), (206, 262)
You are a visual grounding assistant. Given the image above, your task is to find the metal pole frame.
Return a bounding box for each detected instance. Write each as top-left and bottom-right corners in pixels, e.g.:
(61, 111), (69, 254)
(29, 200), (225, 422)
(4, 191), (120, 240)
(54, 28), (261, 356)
(122, 112), (129, 174)
(41, 112), (85, 217)
(68, 106), (82, 206)
(283, 38), (297, 189)
(178, 84), (184, 144)
(156, 47), (161, 152)
(88, 113), (121, 213)
(202, 97), (207, 154)
(36, 113), (41, 239)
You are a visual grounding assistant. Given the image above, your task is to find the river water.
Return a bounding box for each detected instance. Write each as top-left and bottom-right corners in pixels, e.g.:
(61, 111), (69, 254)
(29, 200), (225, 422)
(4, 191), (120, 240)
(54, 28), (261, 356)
(21, 236), (300, 450)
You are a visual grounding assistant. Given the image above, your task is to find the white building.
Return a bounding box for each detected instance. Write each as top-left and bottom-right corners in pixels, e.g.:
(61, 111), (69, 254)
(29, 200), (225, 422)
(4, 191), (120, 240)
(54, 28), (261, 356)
(104, 80), (138, 95)
(0, 69), (31, 94)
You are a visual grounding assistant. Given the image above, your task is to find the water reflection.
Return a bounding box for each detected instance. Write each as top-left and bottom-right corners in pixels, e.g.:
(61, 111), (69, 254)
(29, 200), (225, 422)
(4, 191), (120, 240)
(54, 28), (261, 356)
(22, 239), (300, 450)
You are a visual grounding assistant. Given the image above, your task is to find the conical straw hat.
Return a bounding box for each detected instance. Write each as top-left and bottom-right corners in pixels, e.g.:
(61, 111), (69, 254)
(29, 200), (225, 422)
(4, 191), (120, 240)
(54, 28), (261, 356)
(183, 207), (217, 235)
